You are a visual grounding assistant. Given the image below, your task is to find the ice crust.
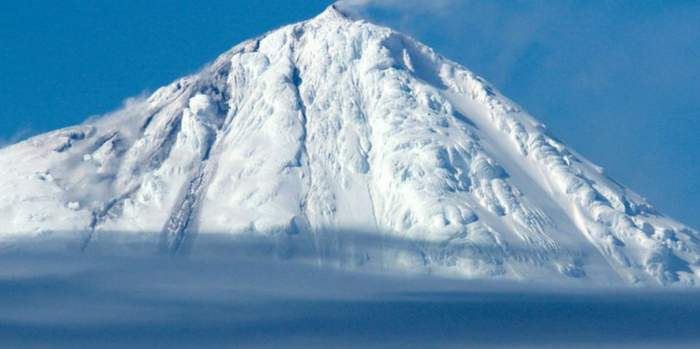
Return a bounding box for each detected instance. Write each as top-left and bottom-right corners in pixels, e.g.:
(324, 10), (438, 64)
(1, 6), (698, 286)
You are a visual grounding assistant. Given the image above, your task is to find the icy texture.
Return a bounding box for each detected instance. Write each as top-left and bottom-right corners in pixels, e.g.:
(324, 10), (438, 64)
(1, 6), (698, 286)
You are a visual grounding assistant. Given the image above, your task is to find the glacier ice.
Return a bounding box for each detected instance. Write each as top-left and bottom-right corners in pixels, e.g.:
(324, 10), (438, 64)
(0, 5), (698, 286)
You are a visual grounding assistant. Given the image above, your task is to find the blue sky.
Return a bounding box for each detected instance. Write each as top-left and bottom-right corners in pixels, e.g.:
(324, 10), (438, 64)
(1, 0), (698, 229)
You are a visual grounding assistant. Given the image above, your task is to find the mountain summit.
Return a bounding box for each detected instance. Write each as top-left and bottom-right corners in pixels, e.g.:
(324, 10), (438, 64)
(1, 6), (698, 286)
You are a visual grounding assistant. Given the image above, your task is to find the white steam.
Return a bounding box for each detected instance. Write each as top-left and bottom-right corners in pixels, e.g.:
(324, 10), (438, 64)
(334, 0), (454, 16)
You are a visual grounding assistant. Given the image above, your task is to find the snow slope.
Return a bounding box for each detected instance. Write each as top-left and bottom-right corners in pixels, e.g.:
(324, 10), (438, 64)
(1, 5), (698, 286)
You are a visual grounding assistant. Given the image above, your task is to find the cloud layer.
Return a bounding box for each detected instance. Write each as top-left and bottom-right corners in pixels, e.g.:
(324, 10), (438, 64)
(1, 250), (700, 348)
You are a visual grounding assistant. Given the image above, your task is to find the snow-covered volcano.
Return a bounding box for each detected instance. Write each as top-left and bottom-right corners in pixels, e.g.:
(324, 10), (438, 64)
(1, 6), (698, 286)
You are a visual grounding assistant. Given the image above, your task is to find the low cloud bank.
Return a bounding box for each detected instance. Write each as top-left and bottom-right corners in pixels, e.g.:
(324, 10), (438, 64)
(1, 249), (699, 348)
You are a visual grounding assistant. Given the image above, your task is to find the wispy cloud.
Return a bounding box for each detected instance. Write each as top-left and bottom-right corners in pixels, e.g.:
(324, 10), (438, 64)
(335, 0), (454, 17)
(0, 127), (33, 149)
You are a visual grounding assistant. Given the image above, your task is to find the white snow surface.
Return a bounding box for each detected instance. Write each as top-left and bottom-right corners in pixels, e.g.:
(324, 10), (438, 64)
(1, 5), (699, 286)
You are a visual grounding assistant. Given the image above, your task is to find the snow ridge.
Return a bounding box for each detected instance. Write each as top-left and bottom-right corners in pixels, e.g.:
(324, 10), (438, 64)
(0, 6), (698, 286)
